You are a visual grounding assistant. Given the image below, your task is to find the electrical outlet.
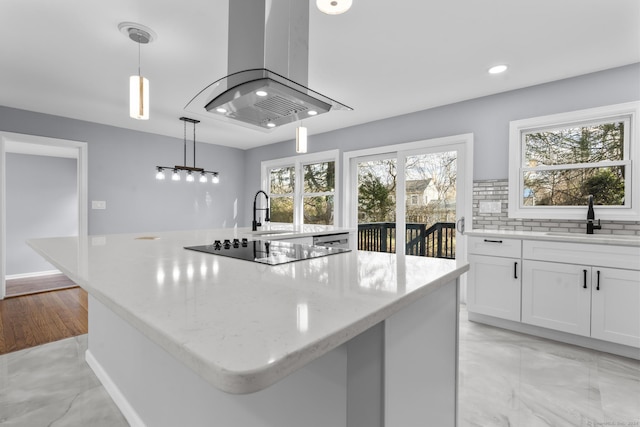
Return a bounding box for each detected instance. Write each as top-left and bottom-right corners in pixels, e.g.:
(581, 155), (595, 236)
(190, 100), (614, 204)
(479, 201), (501, 214)
(92, 200), (107, 210)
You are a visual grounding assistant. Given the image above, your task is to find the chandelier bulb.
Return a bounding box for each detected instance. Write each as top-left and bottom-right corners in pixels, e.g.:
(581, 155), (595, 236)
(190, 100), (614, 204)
(186, 171), (194, 182)
(212, 174), (220, 184)
(172, 169), (181, 181)
(155, 168), (165, 180)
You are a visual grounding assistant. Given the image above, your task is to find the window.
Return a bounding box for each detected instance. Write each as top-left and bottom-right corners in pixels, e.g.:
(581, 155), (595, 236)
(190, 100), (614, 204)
(262, 150), (339, 226)
(508, 102), (639, 220)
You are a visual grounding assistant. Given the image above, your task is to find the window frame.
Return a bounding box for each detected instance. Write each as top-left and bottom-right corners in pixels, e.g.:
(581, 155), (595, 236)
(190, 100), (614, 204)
(261, 149), (340, 226)
(508, 102), (639, 220)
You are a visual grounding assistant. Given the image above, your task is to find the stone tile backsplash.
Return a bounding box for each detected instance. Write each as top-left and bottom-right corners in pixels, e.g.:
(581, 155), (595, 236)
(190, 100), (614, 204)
(472, 179), (640, 236)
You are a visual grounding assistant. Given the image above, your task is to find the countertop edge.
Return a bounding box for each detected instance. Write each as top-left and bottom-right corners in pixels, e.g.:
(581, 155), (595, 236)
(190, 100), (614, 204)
(466, 229), (640, 247)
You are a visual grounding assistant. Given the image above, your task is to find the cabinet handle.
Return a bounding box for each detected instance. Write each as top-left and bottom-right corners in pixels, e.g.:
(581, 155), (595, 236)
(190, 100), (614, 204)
(596, 270), (600, 291)
(514, 262), (518, 279)
(483, 239), (503, 243)
(583, 269), (587, 289)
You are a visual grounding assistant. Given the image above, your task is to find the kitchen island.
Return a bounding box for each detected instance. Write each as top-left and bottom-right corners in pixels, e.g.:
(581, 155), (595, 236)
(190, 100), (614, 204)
(29, 228), (468, 427)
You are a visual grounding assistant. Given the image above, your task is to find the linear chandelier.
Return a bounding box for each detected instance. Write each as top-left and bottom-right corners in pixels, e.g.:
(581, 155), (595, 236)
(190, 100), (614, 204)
(155, 117), (220, 183)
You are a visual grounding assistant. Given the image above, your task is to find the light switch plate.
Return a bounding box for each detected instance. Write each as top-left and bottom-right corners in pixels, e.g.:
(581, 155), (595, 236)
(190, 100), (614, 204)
(92, 200), (106, 210)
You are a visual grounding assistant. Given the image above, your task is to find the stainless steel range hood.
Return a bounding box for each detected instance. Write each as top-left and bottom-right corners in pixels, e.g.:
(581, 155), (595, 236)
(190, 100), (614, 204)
(184, 0), (351, 131)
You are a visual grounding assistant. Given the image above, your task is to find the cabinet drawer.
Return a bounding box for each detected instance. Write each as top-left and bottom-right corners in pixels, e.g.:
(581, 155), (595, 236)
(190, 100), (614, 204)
(468, 236), (521, 257)
(523, 240), (640, 270)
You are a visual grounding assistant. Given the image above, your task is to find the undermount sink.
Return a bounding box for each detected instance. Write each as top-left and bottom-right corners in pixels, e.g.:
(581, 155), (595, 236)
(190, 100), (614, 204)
(544, 232), (640, 241)
(247, 229), (292, 236)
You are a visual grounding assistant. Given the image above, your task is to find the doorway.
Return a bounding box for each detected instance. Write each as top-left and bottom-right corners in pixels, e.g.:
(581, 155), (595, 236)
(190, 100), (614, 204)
(0, 132), (88, 300)
(343, 134), (473, 300)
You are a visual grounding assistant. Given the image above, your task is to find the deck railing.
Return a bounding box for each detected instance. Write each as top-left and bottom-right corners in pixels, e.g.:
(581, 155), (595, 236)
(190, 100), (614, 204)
(357, 222), (455, 259)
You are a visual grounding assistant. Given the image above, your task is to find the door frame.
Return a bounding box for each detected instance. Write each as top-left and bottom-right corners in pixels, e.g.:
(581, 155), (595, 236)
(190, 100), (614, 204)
(0, 132), (88, 299)
(342, 133), (473, 300)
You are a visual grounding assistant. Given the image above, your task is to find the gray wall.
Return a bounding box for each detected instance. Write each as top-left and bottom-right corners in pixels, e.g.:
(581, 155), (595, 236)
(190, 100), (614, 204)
(243, 63), (640, 226)
(0, 107), (247, 235)
(6, 153), (77, 275)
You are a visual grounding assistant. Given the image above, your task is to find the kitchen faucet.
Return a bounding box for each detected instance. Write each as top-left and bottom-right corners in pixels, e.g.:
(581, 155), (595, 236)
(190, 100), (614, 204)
(252, 190), (270, 231)
(586, 195), (601, 234)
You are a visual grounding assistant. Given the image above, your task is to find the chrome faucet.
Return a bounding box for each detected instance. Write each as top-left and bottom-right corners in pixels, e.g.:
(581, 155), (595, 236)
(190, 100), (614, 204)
(252, 190), (270, 231)
(586, 195), (601, 234)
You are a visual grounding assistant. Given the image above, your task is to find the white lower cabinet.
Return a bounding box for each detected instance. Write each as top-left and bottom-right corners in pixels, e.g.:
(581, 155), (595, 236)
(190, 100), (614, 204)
(467, 234), (640, 353)
(468, 254), (521, 321)
(467, 237), (522, 322)
(591, 267), (640, 347)
(521, 240), (640, 348)
(521, 260), (591, 336)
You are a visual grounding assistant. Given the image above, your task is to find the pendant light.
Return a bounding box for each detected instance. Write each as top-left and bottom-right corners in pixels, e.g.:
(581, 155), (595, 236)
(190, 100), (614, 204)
(155, 117), (220, 184)
(296, 125), (308, 153)
(119, 22), (156, 120)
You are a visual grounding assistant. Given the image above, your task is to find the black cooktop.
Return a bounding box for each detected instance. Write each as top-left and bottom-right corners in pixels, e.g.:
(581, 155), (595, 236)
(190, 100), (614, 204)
(184, 238), (350, 266)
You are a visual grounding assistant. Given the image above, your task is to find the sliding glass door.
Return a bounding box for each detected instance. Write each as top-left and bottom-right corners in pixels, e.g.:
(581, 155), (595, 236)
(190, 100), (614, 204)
(347, 136), (470, 261)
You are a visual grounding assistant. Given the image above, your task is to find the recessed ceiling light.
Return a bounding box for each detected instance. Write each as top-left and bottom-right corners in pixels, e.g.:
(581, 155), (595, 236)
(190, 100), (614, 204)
(266, 122), (276, 128)
(317, 0), (352, 15)
(307, 110), (318, 116)
(216, 107), (227, 114)
(256, 90), (268, 97)
(488, 64), (508, 74)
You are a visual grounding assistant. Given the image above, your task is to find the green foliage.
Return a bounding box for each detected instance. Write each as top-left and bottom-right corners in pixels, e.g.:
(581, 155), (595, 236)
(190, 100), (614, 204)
(358, 172), (395, 222)
(584, 169), (625, 205)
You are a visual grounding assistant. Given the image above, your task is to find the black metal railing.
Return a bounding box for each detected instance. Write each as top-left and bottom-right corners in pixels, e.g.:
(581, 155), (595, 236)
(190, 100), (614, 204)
(358, 222), (455, 259)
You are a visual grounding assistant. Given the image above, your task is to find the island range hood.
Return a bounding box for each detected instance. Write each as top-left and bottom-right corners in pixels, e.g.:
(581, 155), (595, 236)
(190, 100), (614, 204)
(184, 0), (351, 131)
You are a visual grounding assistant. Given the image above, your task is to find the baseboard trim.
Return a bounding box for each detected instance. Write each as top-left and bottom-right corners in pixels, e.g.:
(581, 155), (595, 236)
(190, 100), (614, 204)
(85, 349), (146, 427)
(5, 270), (61, 280)
(468, 312), (640, 360)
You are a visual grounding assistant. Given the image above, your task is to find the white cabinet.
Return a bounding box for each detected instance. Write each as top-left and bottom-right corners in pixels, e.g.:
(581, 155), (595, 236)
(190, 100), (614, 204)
(591, 267), (640, 347)
(467, 237), (521, 322)
(522, 240), (640, 348)
(521, 260), (591, 336)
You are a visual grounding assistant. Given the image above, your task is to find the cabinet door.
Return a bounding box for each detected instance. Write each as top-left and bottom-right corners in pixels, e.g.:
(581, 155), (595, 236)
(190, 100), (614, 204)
(522, 260), (591, 336)
(467, 254), (521, 321)
(591, 267), (640, 348)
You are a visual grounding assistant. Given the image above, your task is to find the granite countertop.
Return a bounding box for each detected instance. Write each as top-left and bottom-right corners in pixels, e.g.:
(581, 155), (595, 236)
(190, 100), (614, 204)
(466, 229), (640, 247)
(28, 228), (467, 394)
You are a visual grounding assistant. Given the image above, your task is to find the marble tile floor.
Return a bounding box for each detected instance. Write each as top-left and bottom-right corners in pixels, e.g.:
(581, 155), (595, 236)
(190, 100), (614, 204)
(458, 307), (640, 426)
(0, 308), (638, 426)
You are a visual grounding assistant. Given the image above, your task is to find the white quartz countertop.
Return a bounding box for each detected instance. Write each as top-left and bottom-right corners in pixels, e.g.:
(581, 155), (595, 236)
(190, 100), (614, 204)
(28, 228), (467, 394)
(241, 224), (355, 239)
(466, 229), (640, 247)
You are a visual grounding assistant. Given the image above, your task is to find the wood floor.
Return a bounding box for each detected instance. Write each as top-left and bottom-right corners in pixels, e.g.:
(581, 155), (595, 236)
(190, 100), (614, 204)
(5, 272), (78, 297)
(0, 287), (88, 355)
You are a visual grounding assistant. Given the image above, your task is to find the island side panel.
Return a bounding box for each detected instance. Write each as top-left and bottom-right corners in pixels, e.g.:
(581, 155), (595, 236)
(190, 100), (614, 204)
(384, 279), (459, 427)
(86, 295), (348, 427)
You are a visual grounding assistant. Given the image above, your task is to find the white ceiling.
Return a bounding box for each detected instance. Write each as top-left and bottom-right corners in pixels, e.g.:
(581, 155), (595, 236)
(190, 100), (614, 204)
(1, 0), (638, 150)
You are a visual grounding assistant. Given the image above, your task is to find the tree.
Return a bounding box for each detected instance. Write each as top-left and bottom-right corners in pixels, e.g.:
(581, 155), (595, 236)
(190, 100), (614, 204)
(358, 172), (395, 222)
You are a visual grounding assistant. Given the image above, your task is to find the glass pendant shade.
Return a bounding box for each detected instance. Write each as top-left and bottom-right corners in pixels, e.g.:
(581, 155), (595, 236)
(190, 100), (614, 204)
(172, 170), (180, 181)
(155, 168), (165, 180)
(199, 172), (207, 183)
(212, 175), (220, 184)
(130, 75), (149, 120)
(186, 171), (194, 182)
(296, 126), (308, 153)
